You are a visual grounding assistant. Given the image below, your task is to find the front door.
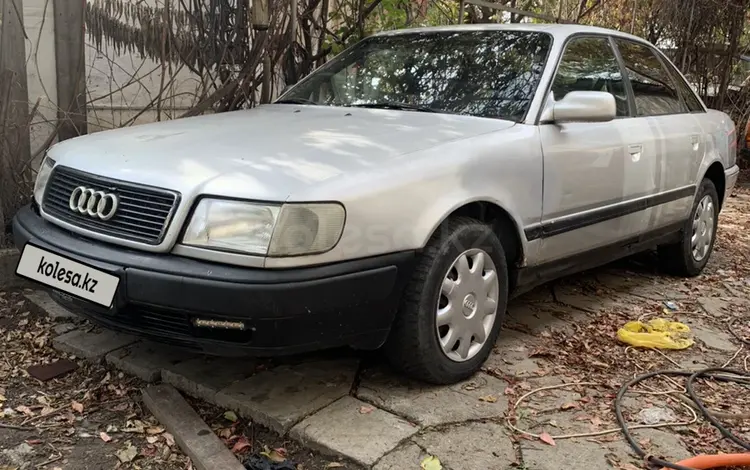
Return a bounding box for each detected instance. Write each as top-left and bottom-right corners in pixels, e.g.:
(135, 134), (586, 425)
(536, 35), (658, 264)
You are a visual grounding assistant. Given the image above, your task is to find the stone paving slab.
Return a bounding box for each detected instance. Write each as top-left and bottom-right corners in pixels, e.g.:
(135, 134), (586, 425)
(485, 328), (550, 378)
(357, 368), (509, 427)
(53, 322), (77, 335)
(52, 328), (137, 363)
(520, 428), (692, 470)
(290, 396), (418, 467)
(142, 384), (245, 470)
(505, 303), (579, 336)
(215, 358), (358, 434)
(682, 320), (738, 352)
(161, 356), (257, 402)
(372, 443), (428, 470)
(24, 290), (77, 320)
(414, 422), (517, 470)
(106, 341), (197, 382)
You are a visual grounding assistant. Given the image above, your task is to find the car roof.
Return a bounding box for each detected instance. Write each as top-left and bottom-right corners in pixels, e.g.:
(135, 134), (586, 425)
(372, 23), (650, 45)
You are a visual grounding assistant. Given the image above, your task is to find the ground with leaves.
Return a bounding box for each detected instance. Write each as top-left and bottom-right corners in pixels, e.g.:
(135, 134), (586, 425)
(0, 291), (365, 470)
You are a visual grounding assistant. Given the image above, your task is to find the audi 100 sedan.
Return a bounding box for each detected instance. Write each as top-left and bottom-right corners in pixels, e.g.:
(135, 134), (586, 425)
(13, 24), (740, 384)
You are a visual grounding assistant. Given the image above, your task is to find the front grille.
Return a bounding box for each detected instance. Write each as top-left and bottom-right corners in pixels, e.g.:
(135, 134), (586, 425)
(42, 166), (179, 245)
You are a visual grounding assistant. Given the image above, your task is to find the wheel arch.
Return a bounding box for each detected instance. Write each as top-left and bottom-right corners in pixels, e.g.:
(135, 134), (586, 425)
(701, 161), (726, 209)
(423, 199), (527, 270)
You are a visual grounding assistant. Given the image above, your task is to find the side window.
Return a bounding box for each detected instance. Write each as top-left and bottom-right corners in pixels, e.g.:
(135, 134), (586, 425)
(615, 39), (688, 116)
(656, 54), (705, 112)
(551, 37), (629, 117)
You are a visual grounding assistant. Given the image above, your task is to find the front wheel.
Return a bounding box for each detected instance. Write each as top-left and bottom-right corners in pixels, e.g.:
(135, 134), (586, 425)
(384, 217), (509, 384)
(658, 178), (719, 277)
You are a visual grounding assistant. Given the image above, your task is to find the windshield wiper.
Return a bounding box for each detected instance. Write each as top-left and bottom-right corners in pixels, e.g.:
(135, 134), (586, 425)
(350, 102), (439, 113)
(275, 98), (318, 105)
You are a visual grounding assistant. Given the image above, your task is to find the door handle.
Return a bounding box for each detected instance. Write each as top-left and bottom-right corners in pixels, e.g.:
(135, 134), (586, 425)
(628, 144), (642, 162)
(691, 134), (700, 151)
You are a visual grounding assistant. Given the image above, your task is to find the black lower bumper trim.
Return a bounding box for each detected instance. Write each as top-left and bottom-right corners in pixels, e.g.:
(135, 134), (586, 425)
(13, 204), (416, 355)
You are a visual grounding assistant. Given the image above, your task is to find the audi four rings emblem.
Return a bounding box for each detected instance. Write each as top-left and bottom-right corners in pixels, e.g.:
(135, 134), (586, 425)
(68, 186), (119, 220)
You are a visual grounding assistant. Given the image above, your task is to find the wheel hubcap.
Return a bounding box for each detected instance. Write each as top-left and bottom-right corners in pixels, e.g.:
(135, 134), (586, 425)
(436, 249), (499, 362)
(691, 195), (715, 262)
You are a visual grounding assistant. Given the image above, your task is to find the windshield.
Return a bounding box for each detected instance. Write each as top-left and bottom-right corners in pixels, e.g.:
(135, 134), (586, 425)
(278, 30), (553, 122)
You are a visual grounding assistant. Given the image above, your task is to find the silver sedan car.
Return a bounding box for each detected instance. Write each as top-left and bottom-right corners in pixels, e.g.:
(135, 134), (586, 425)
(13, 24), (740, 384)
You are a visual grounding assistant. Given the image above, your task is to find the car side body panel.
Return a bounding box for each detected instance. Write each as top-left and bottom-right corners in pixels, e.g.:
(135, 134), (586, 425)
(266, 124), (544, 268)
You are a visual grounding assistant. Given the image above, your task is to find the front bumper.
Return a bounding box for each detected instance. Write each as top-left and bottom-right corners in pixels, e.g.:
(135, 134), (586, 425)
(725, 164), (741, 206)
(12, 204), (416, 355)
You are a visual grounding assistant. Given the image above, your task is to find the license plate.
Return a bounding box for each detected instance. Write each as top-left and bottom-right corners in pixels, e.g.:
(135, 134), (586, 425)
(16, 244), (120, 308)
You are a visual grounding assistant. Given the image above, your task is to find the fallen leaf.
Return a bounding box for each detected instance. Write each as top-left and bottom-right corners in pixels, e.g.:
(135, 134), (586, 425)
(163, 433), (175, 447)
(421, 455), (443, 470)
(231, 436), (252, 454)
(123, 420), (146, 433)
(619, 464), (640, 470)
(100, 432), (112, 443)
(116, 442), (138, 463)
(591, 416), (603, 427)
(71, 401), (84, 413)
(359, 405), (374, 414)
(146, 426), (164, 435)
(539, 432), (556, 446)
(146, 435), (159, 445)
(503, 387), (515, 395)
(15, 405), (33, 416)
(479, 395), (498, 403)
(560, 402), (578, 411)
(325, 464), (344, 469)
(218, 428), (232, 439)
(26, 439), (42, 445)
(261, 445), (286, 463)
(223, 411), (238, 422)
(548, 420), (559, 427)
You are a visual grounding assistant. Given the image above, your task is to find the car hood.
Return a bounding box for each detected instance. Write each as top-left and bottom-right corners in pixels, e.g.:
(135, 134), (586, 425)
(48, 104), (515, 201)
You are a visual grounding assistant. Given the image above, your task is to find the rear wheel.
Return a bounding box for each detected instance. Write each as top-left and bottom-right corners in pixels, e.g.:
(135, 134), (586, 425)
(385, 217), (509, 384)
(658, 178), (719, 277)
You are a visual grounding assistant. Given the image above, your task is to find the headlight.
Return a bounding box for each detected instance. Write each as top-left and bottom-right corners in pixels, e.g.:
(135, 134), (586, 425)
(34, 156), (56, 204)
(181, 199), (345, 257)
(182, 199), (281, 255)
(268, 203), (346, 256)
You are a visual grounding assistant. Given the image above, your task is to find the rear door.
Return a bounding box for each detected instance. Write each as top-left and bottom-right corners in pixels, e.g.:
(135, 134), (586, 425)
(613, 39), (702, 231)
(536, 35), (658, 263)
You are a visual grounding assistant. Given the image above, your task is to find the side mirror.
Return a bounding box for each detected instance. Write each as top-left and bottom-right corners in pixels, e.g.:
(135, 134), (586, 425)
(543, 91), (616, 123)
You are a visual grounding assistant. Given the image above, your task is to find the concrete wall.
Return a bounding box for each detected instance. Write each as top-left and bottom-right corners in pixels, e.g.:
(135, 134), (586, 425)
(24, 0), (58, 160)
(23, 0), (204, 153)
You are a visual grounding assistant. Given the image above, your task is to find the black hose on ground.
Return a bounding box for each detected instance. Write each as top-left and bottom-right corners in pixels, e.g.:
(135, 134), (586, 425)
(614, 368), (750, 470)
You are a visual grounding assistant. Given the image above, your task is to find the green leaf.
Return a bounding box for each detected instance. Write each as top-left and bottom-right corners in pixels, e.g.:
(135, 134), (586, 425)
(223, 410), (238, 422)
(421, 455), (442, 470)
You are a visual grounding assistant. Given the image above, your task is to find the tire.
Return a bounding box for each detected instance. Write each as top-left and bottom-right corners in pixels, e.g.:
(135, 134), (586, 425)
(658, 178), (720, 277)
(384, 216), (509, 384)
